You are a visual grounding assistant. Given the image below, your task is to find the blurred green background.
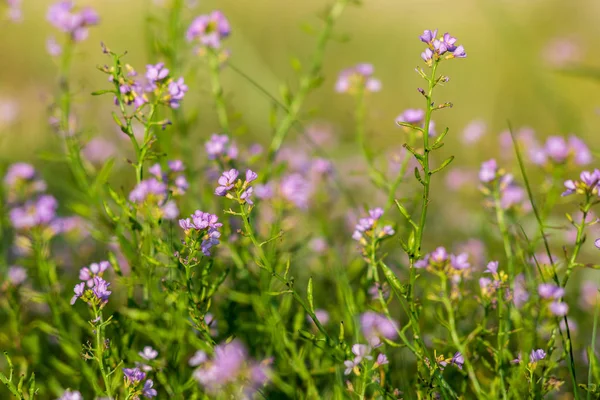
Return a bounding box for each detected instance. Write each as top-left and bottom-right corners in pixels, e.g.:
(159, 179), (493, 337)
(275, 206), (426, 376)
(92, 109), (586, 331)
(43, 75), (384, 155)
(2, 0), (600, 161)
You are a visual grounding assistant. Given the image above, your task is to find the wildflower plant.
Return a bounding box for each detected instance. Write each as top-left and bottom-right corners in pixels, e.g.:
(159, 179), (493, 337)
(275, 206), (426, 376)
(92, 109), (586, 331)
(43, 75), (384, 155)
(2, 2), (600, 400)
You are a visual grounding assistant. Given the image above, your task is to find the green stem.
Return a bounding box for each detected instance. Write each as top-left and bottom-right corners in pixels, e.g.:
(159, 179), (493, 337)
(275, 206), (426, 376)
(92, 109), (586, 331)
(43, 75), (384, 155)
(440, 275), (484, 397)
(93, 307), (113, 398)
(266, 0), (349, 178)
(207, 49), (230, 134)
(588, 291), (600, 400)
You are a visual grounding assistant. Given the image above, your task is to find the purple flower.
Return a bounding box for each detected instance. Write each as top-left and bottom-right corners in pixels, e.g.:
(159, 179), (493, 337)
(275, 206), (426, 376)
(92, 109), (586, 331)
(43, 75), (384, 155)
(335, 63), (381, 94)
(360, 311), (398, 342)
(511, 353), (522, 365)
(142, 379), (157, 398)
(7, 266), (27, 286)
(189, 350), (208, 366)
(215, 168), (239, 196)
(280, 173), (312, 209)
(57, 389), (83, 400)
(451, 45), (467, 58)
(351, 343), (373, 363)
(538, 283), (564, 299)
(419, 29), (438, 45)
(9, 195), (58, 230)
(167, 77), (188, 108)
(128, 178), (167, 203)
(3, 162), (36, 186)
(550, 301), (569, 316)
(462, 120), (486, 145)
(568, 135), (592, 165)
(168, 159), (185, 172)
(193, 340), (247, 390)
(187, 11), (231, 49)
(70, 282), (85, 305)
(205, 134), (237, 160)
(123, 367), (146, 386)
(139, 346), (158, 360)
(240, 187), (254, 205)
(485, 261), (499, 275)
(46, 36), (62, 56)
(343, 359), (358, 375)
(92, 276), (111, 303)
(450, 253), (470, 270)
(514, 274), (529, 308)
(245, 169), (258, 183)
(430, 247), (448, 264)
(421, 48), (434, 63)
(545, 136), (569, 163)
(79, 261), (110, 287)
(479, 159), (498, 182)
(376, 353), (389, 366)
(146, 62), (169, 82)
(529, 349), (546, 363)
(47, 1), (99, 42)
(449, 352), (464, 369)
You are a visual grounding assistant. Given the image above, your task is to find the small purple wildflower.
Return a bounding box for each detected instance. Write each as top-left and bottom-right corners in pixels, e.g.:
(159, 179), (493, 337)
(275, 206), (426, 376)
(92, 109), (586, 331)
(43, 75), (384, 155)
(57, 389), (83, 400)
(92, 276), (111, 303)
(47, 1), (99, 42)
(375, 353), (389, 366)
(550, 301), (569, 316)
(215, 168), (239, 196)
(529, 349), (546, 363)
(142, 379), (158, 398)
(189, 350), (208, 367)
(351, 343), (373, 363)
(139, 346), (158, 361)
(70, 282), (85, 305)
(123, 367), (146, 386)
(187, 11), (231, 49)
(335, 63), (381, 94)
(360, 311), (398, 342)
(7, 266), (27, 286)
(479, 159), (498, 183)
(146, 62), (169, 82)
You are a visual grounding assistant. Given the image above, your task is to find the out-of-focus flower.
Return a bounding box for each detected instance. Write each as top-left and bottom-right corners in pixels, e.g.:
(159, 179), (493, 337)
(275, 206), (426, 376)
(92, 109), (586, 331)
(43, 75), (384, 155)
(360, 311), (398, 343)
(543, 37), (582, 67)
(190, 350), (208, 367)
(9, 195), (58, 230)
(46, 36), (62, 56)
(83, 137), (116, 164)
(205, 134), (238, 160)
(7, 266), (27, 285)
(139, 346), (158, 361)
(579, 281), (599, 311)
(529, 349), (546, 363)
(192, 340), (271, 396)
(187, 10), (230, 49)
(47, 1), (99, 42)
(335, 63), (381, 94)
(57, 389), (83, 400)
(461, 119), (486, 145)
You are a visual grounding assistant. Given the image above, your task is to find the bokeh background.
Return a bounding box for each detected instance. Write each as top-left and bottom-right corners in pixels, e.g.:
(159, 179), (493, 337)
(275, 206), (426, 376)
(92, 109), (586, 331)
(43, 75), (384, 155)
(1, 0), (600, 254)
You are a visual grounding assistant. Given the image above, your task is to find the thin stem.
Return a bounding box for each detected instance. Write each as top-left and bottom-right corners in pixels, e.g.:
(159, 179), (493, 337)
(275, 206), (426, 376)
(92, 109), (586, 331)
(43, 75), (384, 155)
(266, 0), (349, 178)
(207, 49), (230, 133)
(440, 275), (484, 397)
(588, 292), (600, 400)
(93, 308), (113, 398)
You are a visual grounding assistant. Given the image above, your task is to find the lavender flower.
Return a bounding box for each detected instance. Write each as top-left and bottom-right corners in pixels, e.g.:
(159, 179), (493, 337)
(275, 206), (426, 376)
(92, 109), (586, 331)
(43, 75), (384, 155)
(9, 195), (58, 230)
(561, 169), (600, 197)
(167, 77), (188, 108)
(550, 301), (569, 316)
(70, 282), (85, 305)
(360, 312), (398, 342)
(187, 11), (231, 49)
(146, 63), (169, 83)
(179, 210), (223, 256)
(7, 266), (27, 286)
(396, 109), (425, 125)
(129, 178), (167, 203)
(375, 353), (389, 366)
(205, 134), (238, 160)
(343, 359), (358, 375)
(450, 253), (470, 270)
(143, 379), (157, 398)
(479, 159), (498, 183)
(529, 349), (546, 363)
(280, 174), (312, 209)
(189, 350), (208, 367)
(335, 63), (381, 94)
(57, 390), (83, 400)
(79, 261), (110, 287)
(92, 276), (111, 303)
(419, 29), (466, 65)
(139, 346), (158, 361)
(352, 208), (394, 247)
(351, 343), (373, 363)
(538, 283), (564, 299)
(47, 1), (99, 42)
(123, 367), (146, 386)
(215, 168), (239, 196)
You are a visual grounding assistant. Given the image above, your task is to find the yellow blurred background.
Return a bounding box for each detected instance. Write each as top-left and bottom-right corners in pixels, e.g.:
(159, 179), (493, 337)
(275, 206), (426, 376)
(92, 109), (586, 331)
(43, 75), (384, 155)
(2, 0), (600, 162)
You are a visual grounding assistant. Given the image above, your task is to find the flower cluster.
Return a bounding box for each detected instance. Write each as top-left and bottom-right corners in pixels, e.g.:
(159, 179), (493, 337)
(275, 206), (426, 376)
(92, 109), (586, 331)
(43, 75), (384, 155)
(70, 275), (112, 307)
(335, 63), (381, 94)
(187, 10), (231, 50)
(478, 261), (508, 302)
(3, 162), (47, 204)
(529, 135), (591, 166)
(215, 169), (257, 205)
(415, 246), (471, 275)
(105, 60), (188, 110)
(179, 210), (223, 256)
(538, 283), (569, 316)
(343, 343), (389, 376)
(437, 351), (464, 370)
(419, 29), (466, 66)
(47, 1), (99, 42)
(562, 169), (600, 197)
(205, 133), (239, 161)
(57, 389), (83, 400)
(191, 340), (271, 397)
(123, 367), (157, 399)
(479, 159), (529, 211)
(351, 208), (394, 250)
(360, 311), (398, 344)
(148, 160), (189, 196)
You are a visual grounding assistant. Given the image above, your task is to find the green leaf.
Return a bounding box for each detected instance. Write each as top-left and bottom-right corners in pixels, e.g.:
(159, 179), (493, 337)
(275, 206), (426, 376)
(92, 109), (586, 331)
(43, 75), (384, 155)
(307, 277), (315, 314)
(91, 89), (115, 96)
(379, 262), (408, 298)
